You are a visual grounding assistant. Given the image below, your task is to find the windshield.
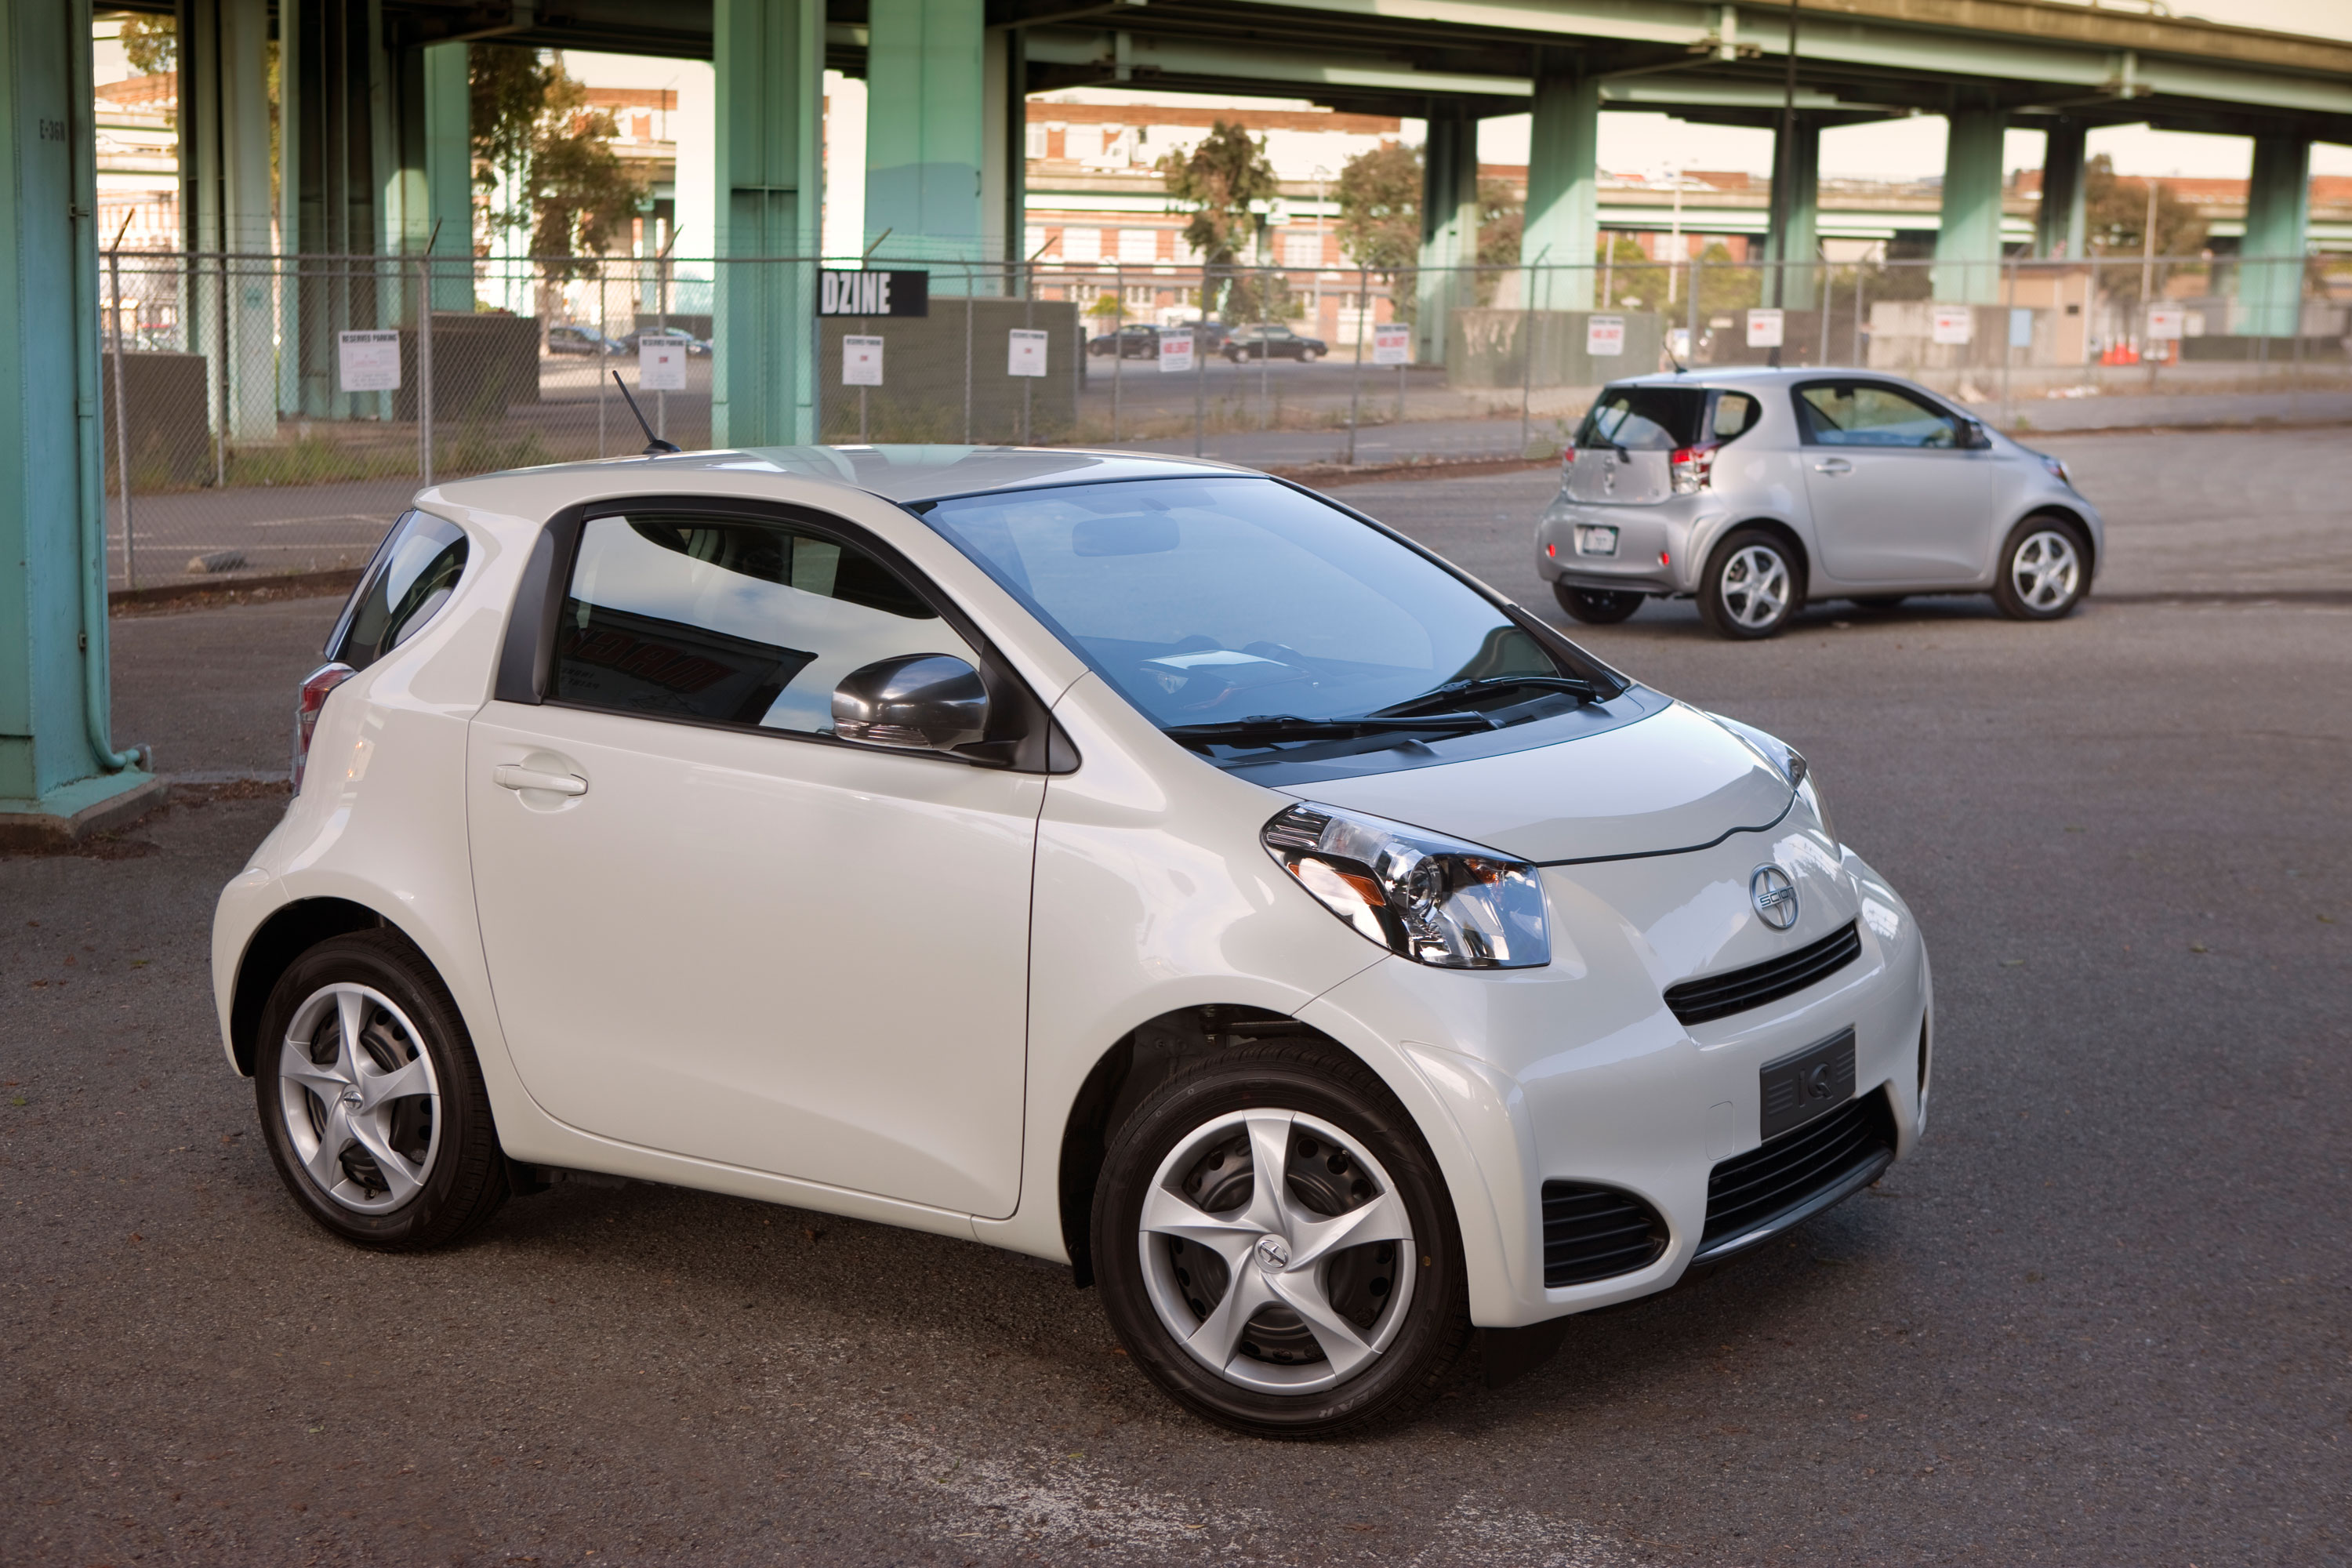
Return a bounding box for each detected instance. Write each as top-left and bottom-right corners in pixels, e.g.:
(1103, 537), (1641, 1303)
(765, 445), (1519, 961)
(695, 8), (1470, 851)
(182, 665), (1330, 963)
(1577, 385), (1708, 450)
(920, 477), (1599, 751)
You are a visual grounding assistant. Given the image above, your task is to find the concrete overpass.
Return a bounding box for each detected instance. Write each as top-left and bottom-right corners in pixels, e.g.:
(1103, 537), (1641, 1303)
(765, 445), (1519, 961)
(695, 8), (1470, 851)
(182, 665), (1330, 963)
(6, 0), (2350, 831)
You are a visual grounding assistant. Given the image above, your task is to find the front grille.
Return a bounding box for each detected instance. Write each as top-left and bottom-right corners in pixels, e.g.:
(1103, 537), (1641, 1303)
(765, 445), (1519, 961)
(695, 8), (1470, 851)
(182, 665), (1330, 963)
(1664, 920), (1862, 1026)
(1697, 1089), (1896, 1260)
(1541, 1181), (1669, 1287)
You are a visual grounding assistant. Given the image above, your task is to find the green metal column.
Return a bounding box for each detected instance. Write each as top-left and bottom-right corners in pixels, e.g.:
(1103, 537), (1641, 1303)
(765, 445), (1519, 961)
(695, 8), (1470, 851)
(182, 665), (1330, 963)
(2037, 118), (2088, 259)
(421, 42), (472, 310)
(1932, 107), (2005, 304)
(1415, 107), (1479, 365)
(183, 0), (278, 441)
(0, 0), (152, 835)
(866, 0), (987, 285)
(1521, 67), (1598, 311)
(280, 0), (387, 419)
(1762, 117), (1820, 306)
(2238, 135), (2310, 339)
(713, 0), (821, 447)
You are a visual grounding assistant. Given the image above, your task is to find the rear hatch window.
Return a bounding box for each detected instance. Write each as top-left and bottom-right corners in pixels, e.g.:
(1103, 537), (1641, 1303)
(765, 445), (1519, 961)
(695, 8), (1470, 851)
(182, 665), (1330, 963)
(1576, 386), (1708, 451)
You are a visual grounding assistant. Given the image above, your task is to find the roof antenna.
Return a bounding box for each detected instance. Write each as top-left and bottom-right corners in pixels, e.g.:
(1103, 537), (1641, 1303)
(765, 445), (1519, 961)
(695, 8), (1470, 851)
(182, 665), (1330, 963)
(612, 372), (680, 455)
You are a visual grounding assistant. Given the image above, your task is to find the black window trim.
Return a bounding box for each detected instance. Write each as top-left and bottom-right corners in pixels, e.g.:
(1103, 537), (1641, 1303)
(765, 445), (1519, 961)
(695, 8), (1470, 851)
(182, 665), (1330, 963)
(1786, 377), (1978, 449)
(492, 492), (1077, 775)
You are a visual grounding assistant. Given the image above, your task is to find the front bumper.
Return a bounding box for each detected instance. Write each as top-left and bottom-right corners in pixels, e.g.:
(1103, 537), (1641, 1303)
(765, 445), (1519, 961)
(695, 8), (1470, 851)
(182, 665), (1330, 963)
(1301, 829), (1930, 1329)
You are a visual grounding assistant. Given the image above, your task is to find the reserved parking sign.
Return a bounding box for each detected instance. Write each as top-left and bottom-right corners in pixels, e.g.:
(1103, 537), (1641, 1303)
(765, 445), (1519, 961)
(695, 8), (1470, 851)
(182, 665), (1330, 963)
(1158, 327), (1195, 372)
(1586, 314), (1626, 357)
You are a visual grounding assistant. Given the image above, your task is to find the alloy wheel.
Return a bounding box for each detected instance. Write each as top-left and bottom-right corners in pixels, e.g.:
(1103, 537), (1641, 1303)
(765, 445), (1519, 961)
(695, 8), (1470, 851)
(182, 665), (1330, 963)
(276, 982), (442, 1215)
(1721, 544), (1791, 630)
(1138, 1109), (1417, 1396)
(2010, 529), (2082, 612)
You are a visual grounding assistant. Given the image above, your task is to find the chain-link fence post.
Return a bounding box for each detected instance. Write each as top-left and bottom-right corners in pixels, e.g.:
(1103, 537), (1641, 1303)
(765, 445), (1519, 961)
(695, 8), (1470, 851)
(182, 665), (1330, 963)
(1519, 252), (1544, 456)
(1193, 297), (1206, 458)
(1853, 259), (1867, 365)
(418, 252), (436, 487)
(596, 260), (609, 457)
(1111, 261), (1123, 443)
(107, 235), (136, 590)
(2000, 250), (2016, 428)
(1022, 260), (1036, 446)
(1346, 267), (1366, 465)
(1688, 254), (1702, 367)
(963, 283), (975, 445)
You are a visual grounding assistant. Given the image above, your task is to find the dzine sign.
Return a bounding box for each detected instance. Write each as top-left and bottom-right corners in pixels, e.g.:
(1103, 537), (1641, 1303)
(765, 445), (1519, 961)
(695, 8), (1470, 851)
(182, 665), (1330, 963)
(816, 270), (931, 318)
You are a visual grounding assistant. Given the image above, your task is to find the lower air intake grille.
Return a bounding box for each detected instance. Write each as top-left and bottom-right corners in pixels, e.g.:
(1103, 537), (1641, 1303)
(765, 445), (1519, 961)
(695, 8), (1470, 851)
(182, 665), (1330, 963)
(1541, 1181), (1670, 1287)
(1664, 920), (1863, 1026)
(1697, 1089), (1896, 1261)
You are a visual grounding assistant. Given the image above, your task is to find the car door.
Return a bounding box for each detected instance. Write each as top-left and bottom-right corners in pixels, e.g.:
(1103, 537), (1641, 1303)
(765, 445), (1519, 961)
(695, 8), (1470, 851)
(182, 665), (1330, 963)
(466, 503), (1044, 1218)
(1793, 380), (1996, 586)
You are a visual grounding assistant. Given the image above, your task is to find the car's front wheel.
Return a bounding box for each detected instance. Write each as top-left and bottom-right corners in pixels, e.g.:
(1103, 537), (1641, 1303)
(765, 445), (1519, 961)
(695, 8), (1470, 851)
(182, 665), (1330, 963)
(1992, 514), (2089, 620)
(1699, 528), (1802, 640)
(1552, 583), (1645, 624)
(255, 931), (510, 1250)
(1299, 347), (1321, 363)
(1091, 1041), (1472, 1439)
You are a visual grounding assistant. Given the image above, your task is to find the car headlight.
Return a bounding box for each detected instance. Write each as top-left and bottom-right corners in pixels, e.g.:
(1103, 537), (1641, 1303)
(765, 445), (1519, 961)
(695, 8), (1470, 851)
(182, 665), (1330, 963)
(2038, 452), (2071, 488)
(1262, 803), (1550, 968)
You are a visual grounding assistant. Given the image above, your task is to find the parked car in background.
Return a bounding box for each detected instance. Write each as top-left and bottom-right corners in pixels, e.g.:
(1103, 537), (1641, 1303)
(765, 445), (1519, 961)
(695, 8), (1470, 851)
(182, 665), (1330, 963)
(219, 446), (1927, 1439)
(1223, 324), (1328, 363)
(545, 324), (626, 357)
(1087, 325), (1163, 359)
(1536, 368), (2103, 639)
(617, 327), (712, 358)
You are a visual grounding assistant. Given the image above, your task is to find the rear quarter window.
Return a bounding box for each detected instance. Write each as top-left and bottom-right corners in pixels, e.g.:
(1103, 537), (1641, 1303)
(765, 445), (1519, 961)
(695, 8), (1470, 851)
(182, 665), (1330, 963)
(1577, 386), (1707, 450)
(328, 511), (470, 670)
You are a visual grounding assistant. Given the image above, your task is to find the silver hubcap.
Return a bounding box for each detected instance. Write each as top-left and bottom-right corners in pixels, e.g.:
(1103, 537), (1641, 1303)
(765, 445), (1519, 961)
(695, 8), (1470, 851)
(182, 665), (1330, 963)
(1138, 1110), (1417, 1396)
(277, 983), (441, 1215)
(2011, 529), (2082, 611)
(1721, 544), (1791, 629)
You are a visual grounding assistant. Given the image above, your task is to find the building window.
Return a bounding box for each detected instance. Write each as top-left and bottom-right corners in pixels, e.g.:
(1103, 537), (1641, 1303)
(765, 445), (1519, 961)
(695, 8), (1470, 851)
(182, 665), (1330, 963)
(1280, 230), (1325, 268)
(1119, 228), (1158, 263)
(1025, 124), (1047, 159)
(1063, 227), (1102, 263)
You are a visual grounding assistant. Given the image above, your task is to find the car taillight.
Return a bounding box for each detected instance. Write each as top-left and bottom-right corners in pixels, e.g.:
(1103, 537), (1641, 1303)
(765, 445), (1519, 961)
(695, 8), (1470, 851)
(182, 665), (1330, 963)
(1669, 443), (1719, 495)
(1559, 447), (1576, 477)
(292, 662), (356, 789)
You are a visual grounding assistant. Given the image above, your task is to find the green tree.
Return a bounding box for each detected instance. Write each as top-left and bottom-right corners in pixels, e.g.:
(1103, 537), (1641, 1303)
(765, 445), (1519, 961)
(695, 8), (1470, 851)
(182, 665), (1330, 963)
(470, 46), (645, 277)
(1158, 120), (1279, 319)
(1336, 141), (1420, 273)
(117, 13), (175, 75)
(2082, 153), (2209, 307)
(1597, 233), (1667, 312)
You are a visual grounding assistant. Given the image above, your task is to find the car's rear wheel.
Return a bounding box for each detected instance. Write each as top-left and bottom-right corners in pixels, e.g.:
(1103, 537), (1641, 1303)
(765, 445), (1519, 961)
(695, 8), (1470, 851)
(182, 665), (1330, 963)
(1552, 583), (1645, 624)
(255, 931), (510, 1250)
(1091, 1041), (1471, 1439)
(1992, 514), (2089, 620)
(1300, 347), (1321, 363)
(1699, 528), (1802, 640)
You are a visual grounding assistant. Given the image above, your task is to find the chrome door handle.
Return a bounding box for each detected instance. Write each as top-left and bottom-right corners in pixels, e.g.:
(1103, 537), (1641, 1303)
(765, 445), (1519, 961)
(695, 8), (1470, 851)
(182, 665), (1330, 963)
(1813, 458), (1853, 474)
(493, 764), (587, 797)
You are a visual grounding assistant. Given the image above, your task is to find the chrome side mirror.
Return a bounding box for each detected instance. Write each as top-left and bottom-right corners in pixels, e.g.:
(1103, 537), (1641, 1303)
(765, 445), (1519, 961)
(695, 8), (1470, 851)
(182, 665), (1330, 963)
(832, 654), (989, 753)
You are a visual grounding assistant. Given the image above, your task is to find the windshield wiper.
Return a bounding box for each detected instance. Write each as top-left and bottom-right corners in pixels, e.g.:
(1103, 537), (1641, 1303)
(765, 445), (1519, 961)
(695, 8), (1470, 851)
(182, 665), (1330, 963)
(1164, 713), (1494, 748)
(1371, 675), (1602, 718)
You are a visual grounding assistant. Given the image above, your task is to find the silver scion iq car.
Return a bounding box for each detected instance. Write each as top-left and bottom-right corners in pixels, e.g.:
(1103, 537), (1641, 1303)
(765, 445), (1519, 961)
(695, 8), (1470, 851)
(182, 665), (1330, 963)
(216, 446), (1930, 1439)
(1537, 368), (2103, 639)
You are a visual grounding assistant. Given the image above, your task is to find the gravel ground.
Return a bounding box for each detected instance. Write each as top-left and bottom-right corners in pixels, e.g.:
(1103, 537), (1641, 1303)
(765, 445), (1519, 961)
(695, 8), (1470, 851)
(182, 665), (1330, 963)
(5, 432), (2348, 1566)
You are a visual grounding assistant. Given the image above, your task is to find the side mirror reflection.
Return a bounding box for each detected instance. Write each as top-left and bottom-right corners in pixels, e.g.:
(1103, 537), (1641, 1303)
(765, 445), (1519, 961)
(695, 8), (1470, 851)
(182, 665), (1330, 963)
(832, 654), (989, 753)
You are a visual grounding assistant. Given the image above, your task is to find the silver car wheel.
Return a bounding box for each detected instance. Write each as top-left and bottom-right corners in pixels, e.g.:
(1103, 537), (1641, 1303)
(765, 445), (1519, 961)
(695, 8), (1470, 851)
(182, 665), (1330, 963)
(1721, 543), (1791, 630)
(2011, 529), (2082, 612)
(276, 982), (442, 1215)
(1138, 1109), (1417, 1396)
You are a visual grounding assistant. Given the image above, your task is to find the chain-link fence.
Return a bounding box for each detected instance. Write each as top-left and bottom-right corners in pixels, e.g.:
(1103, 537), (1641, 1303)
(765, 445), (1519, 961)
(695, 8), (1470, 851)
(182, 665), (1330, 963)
(96, 247), (2352, 587)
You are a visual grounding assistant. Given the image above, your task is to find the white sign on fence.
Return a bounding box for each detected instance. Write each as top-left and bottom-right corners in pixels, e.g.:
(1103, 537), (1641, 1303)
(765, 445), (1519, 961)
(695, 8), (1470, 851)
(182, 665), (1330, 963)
(1372, 323), (1412, 365)
(2145, 307), (2186, 341)
(842, 335), (884, 387)
(1007, 328), (1049, 377)
(336, 330), (401, 393)
(1585, 314), (1626, 357)
(1158, 326), (1195, 373)
(639, 340), (688, 390)
(1930, 306), (1974, 346)
(1745, 308), (1784, 349)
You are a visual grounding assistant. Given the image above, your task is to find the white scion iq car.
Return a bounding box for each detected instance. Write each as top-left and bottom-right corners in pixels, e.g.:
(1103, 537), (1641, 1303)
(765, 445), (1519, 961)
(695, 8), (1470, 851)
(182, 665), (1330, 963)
(215, 446), (1931, 1438)
(1537, 368), (2103, 639)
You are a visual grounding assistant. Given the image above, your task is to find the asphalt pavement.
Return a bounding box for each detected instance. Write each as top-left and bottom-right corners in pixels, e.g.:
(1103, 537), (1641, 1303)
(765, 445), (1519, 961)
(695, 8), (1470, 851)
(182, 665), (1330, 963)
(6, 429), (2348, 1566)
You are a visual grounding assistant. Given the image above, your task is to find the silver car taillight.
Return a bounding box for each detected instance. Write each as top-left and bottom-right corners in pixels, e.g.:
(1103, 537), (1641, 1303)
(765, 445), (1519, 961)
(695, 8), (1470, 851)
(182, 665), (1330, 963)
(292, 662), (355, 789)
(1669, 443), (1719, 495)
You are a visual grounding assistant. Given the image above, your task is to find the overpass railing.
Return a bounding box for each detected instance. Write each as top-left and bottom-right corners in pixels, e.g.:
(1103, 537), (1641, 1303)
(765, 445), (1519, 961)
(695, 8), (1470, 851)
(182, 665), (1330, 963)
(92, 249), (2348, 589)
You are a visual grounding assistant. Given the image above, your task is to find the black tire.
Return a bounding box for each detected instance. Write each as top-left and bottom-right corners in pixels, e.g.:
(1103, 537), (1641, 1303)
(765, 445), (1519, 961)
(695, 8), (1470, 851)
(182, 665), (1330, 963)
(1299, 348), (1321, 363)
(1991, 514), (2090, 621)
(1850, 595), (1907, 612)
(1552, 583), (1644, 625)
(1091, 1040), (1472, 1439)
(254, 930), (510, 1250)
(1698, 527), (1804, 641)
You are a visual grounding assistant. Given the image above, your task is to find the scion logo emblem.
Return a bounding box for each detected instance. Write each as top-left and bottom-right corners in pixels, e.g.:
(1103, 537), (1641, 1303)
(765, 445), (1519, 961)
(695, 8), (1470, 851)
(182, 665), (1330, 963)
(1254, 1234), (1290, 1271)
(1750, 865), (1799, 931)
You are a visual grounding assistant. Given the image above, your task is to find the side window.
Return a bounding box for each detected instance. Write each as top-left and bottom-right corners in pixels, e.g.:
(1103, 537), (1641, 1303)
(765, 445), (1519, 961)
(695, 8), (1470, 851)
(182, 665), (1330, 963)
(550, 512), (978, 736)
(1797, 383), (1958, 448)
(330, 510), (469, 670)
(1711, 392), (1761, 441)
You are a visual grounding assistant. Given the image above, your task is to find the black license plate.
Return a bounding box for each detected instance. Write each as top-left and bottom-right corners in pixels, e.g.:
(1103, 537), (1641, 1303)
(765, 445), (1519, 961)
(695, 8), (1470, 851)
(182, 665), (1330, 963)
(1759, 1028), (1857, 1141)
